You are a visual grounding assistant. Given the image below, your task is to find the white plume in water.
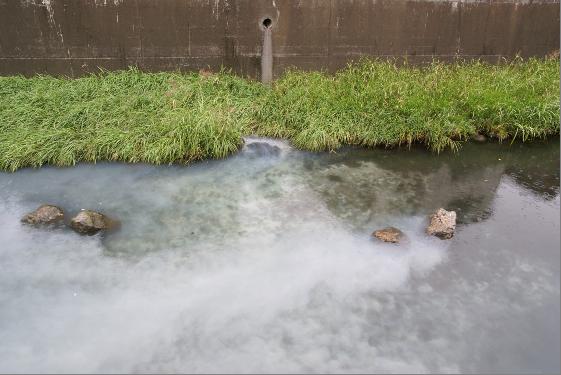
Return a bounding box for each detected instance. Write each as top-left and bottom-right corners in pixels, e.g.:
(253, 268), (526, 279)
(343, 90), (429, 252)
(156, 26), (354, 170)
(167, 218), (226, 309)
(0, 139), (558, 373)
(0, 195), (449, 373)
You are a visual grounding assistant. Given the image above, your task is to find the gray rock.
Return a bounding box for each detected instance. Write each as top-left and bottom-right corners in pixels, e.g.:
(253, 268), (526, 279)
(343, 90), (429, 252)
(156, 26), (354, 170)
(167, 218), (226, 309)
(70, 210), (117, 235)
(472, 133), (487, 143)
(21, 205), (64, 225)
(427, 208), (457, 240)
(245, 142), (282, 157)
(372, 227), (404, 243)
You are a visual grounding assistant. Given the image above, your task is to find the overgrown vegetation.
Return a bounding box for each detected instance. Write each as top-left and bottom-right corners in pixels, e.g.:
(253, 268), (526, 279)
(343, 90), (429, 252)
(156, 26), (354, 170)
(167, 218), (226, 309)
(0, 57), (558, 171)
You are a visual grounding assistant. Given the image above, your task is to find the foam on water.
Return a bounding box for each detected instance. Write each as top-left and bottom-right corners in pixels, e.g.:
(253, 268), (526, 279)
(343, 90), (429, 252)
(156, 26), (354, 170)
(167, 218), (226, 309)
(0, 139), (559, 373)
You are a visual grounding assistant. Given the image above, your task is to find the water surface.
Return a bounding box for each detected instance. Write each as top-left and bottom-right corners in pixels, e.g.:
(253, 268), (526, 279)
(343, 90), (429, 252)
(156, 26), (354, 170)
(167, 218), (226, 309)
(0, 138), (559, 373)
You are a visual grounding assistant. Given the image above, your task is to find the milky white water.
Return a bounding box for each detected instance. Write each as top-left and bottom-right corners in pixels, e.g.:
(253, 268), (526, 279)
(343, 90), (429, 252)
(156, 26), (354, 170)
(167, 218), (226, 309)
(0, 138), (559, 373)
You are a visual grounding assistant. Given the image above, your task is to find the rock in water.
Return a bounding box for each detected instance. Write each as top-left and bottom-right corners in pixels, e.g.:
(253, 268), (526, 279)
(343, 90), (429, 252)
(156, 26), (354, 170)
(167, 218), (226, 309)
(21, 205), (64, 225)
(472, 133), (487, 143)
(427, 208), (457, 239)
(372, 227), (404, 243)
(244, 142), (282, 157)
(70, 210), (115, 235)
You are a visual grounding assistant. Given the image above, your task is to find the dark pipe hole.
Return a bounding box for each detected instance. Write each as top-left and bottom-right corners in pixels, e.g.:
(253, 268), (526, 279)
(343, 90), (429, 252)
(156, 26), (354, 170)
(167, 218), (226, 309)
(262, 18), (272, 28)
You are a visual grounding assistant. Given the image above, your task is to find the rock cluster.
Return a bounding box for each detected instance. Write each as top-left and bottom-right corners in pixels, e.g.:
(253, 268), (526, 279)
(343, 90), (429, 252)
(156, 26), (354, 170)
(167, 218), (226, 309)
(22, 205), (117, 236)
(371, 208), (457, 245)
(22, 204), (456, 243)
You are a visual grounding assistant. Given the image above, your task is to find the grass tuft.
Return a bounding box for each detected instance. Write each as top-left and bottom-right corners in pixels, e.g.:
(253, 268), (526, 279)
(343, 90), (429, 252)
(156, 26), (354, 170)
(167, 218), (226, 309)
(0, 58), (559, 171)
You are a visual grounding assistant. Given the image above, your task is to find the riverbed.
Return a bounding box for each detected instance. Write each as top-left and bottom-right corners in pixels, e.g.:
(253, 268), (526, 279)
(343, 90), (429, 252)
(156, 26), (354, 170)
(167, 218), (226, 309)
(0, 138), (559, 373)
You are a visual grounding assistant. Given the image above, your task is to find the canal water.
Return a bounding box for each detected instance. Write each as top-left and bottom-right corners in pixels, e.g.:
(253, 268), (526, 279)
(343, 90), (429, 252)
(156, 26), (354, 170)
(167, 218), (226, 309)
(0, 138), (559, 373)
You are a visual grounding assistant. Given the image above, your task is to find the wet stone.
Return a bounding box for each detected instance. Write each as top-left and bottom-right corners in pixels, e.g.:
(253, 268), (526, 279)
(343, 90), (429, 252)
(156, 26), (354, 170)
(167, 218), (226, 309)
(21, 205), (64, 226)
(70, 210), (117, 235)
(245, 142), (282, 157)
(372, 227), (404, 243)
(472, 133), (487, 143)
(427, 208), (457, 240)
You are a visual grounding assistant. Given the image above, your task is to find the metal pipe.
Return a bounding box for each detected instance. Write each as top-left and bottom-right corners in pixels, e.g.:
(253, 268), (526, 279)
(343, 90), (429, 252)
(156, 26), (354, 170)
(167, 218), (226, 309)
(261, 18), (273, 84)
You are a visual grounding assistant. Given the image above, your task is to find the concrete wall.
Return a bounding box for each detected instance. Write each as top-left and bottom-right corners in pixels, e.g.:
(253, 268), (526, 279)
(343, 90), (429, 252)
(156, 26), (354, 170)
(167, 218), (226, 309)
(0, 0), (559, 78)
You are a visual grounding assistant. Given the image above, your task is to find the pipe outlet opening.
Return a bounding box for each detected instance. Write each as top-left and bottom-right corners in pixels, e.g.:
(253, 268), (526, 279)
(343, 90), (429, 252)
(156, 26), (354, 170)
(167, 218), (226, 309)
(262, 18), (272, 29)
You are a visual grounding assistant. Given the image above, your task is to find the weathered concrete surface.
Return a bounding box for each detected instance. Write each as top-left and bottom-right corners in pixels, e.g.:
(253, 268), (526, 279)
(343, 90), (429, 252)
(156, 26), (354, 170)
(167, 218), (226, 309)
(0, 0), (559, 78)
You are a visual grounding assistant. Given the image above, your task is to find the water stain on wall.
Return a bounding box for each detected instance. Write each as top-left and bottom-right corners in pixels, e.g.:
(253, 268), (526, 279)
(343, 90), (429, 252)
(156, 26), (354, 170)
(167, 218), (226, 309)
(1, 0), (559, 77)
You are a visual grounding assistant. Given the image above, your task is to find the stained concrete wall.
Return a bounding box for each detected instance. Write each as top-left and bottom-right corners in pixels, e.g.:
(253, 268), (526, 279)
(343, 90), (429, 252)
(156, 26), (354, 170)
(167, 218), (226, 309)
(0, 0), (559, 78)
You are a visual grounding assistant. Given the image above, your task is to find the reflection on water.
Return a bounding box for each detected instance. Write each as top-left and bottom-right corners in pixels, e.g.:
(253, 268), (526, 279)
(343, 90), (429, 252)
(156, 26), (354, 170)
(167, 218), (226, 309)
(0, 138), (559, 373)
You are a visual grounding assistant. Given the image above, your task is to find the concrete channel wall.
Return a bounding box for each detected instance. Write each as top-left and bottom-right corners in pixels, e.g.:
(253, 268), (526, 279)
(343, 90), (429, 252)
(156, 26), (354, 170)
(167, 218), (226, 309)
(0, 0), (559, 78)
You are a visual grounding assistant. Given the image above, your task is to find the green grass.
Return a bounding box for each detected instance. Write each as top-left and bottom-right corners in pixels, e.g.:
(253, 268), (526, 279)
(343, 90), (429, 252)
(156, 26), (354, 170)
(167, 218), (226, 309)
(0, 57), (559, 171)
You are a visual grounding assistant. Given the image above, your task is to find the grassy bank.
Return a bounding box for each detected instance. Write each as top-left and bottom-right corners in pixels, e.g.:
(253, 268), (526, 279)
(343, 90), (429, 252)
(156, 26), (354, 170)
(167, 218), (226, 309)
(0, 58), (559, 171)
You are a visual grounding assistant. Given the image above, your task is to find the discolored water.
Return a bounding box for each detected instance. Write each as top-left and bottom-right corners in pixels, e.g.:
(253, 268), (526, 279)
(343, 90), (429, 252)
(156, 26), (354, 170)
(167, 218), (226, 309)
(0, 138), (559, 373)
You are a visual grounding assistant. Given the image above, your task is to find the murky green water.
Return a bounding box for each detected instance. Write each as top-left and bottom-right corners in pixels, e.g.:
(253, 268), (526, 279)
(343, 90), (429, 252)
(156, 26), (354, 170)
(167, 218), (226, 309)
(0, 138), (559, 373)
